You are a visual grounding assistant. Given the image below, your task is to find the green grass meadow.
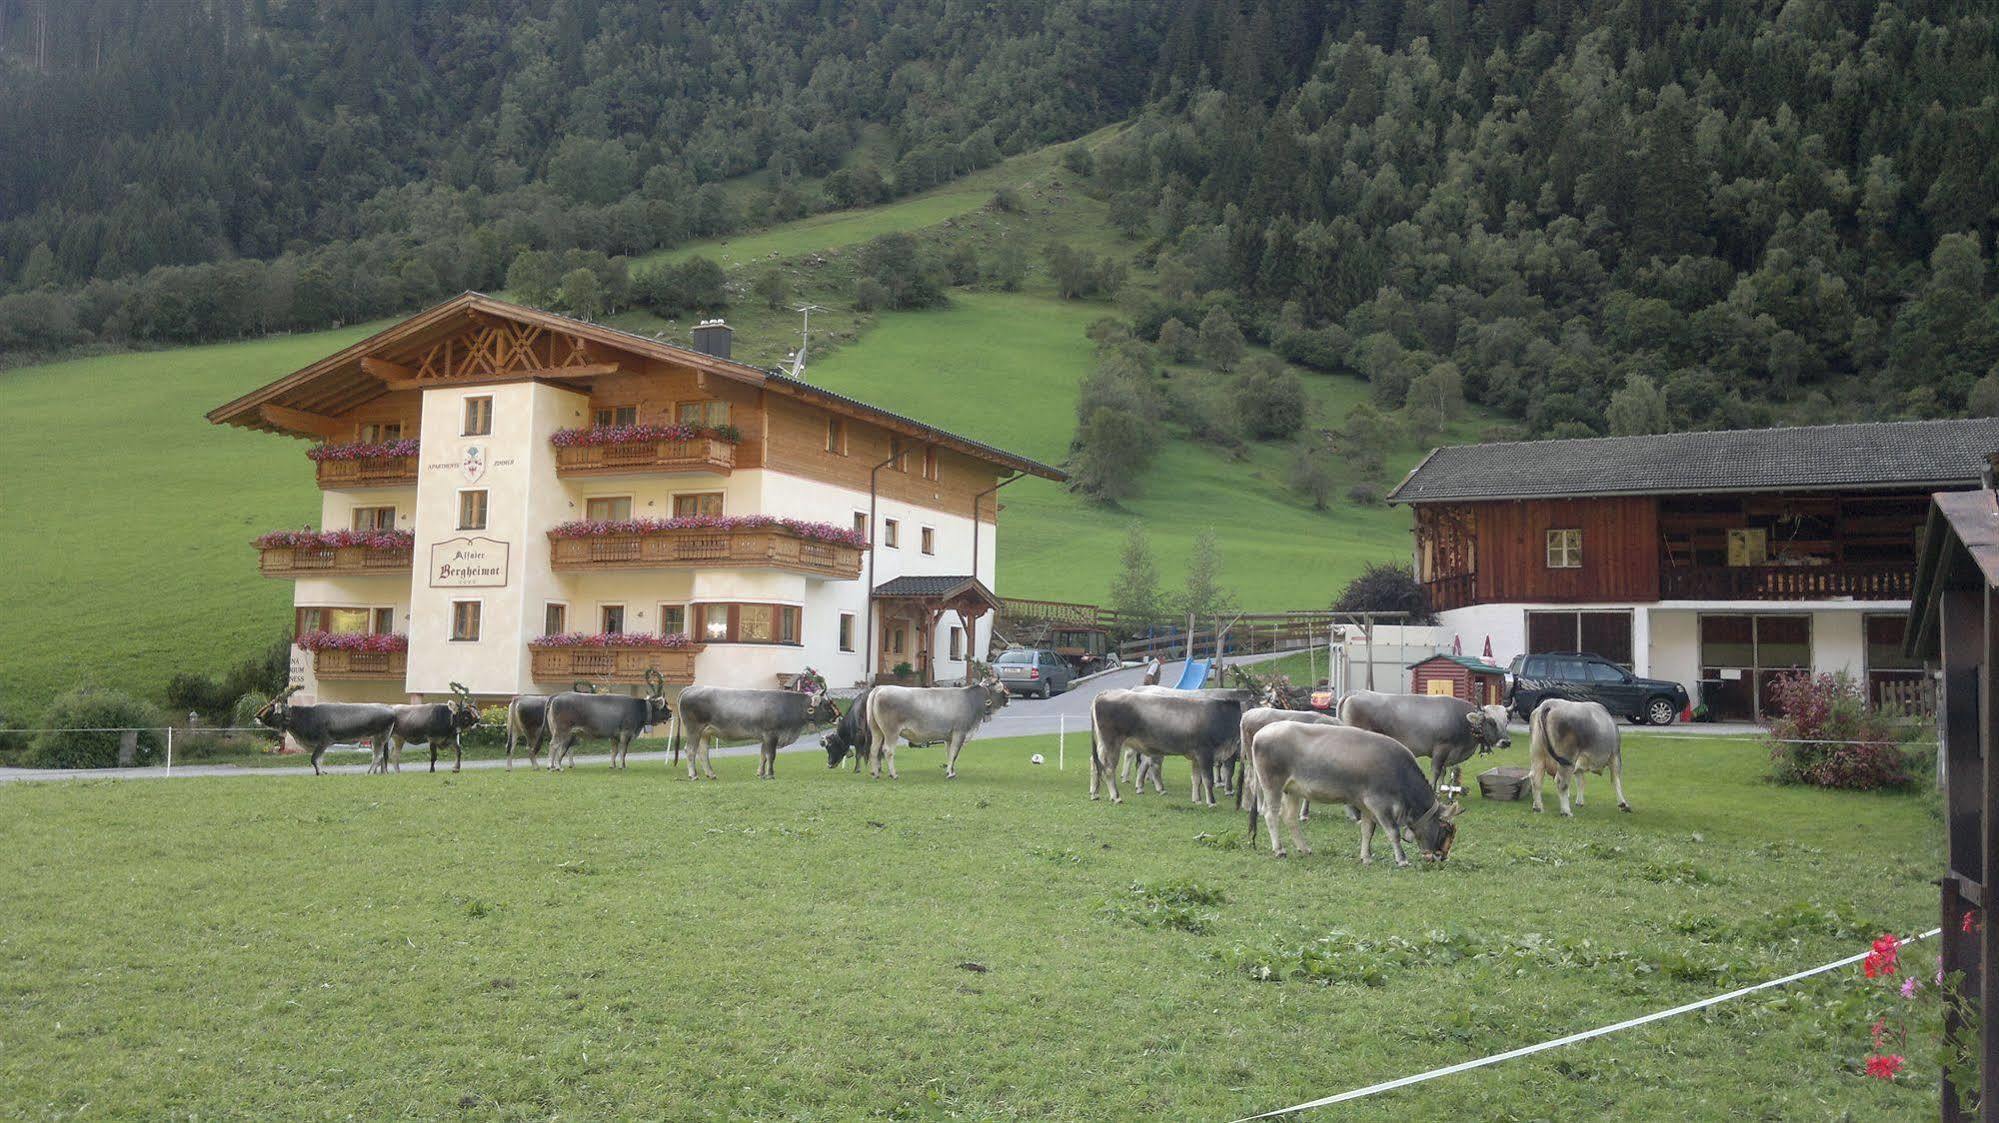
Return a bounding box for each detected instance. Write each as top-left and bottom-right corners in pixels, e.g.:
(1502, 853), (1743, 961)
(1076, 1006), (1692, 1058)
(0, 733), (1937, 1118)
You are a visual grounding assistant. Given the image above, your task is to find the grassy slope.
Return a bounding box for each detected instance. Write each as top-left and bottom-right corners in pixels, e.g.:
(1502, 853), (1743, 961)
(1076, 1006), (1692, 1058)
(0, 732), (1938, 1119)
(0, 327), (379, 713)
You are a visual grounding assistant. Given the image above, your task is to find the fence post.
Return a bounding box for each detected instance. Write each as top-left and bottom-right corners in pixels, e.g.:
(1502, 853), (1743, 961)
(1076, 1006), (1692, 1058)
(165, 726), (173, 774)
(1058, 715), (1065, 771)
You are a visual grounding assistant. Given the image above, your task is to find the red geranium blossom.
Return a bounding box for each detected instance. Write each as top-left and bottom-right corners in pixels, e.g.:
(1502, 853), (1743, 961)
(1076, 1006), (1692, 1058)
(1864, 1054), (1904, 1080)
(1863, 934), (1900, 978)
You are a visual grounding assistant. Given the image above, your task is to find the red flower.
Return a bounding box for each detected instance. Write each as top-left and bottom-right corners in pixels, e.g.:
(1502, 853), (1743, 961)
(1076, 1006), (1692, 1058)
(1863, 934), (1900, 978)
(1964, 910), (1978, 934)
(1864, 1054), (1904, 1080)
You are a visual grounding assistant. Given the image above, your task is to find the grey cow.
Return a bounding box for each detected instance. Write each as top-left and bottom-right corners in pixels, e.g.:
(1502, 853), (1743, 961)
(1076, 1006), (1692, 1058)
(1337, 689), (1511, 794)
(1127, 685), (1258, 795)
(253, 686), (396, 775)
(506, 695), (550, 770)
(380, 684), (481, 774)
(545, 670), (674, 770)
(862, 680), (1009, 779)
(1234, 705), (1344, 811)
(1089, 688), (1244, 805)
(1528, 698), (1631, 816)
(671, 686), (840, 780)
(1246, 720), (1462, 865)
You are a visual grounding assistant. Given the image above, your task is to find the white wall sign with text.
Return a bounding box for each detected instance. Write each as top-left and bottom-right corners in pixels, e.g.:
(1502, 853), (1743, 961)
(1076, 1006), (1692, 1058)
(429, 536), (510, 587)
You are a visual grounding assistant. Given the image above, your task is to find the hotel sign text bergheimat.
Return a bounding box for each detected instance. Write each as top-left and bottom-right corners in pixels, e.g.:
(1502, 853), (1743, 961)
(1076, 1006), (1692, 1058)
(430, 536), (510, 587)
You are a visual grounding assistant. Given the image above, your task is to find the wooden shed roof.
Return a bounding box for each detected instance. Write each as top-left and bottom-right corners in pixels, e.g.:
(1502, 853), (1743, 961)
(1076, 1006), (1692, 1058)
(1907, 487), (1999, 657)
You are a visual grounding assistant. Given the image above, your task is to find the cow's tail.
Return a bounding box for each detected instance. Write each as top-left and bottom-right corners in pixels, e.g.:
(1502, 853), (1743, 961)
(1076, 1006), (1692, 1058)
(1530, 700), (1574, 771)
(1242, 730), (1261, 850)
(669, 710), (683, 766)
(505, 697), (525, 758)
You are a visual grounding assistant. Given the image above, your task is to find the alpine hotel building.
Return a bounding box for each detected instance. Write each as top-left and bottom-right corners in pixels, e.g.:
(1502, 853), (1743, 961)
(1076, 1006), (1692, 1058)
(207, 293), (1064, 705)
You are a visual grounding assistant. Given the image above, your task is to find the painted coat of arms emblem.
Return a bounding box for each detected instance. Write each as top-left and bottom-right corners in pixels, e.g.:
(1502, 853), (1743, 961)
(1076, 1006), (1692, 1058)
(460, 444), (486, 483)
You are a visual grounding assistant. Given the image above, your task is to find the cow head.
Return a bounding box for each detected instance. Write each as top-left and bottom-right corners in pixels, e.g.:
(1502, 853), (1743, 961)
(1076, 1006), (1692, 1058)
(255, 685), (303, 733)
(979, 677), (1011, 715)
(822, 730), (854, 769)
(1413, 800), (1463, 861)
(447, 682), (481, 730)
(642, 668), (674, 726)
(805, 692), (840, 727)
(1465, 705), (1511, 753)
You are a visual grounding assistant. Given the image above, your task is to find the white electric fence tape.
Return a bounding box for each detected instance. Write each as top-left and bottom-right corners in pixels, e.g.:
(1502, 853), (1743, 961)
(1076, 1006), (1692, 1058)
(1230, 927), (1942, 1121)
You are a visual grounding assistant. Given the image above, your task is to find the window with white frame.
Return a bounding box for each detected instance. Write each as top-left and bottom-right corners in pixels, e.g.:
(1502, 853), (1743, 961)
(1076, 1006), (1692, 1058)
(1546, 528), (1582, 569)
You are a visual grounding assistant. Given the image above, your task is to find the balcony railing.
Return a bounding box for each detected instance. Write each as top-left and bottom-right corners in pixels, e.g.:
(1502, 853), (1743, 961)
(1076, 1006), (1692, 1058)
(529, 643), (702, 686)
(1659, 563), (1913, 602)
(312, 648), (408, 680)
(259, 543), (414, 578)
(548, 527), (862, 580)
(553, 436), (735, 477)
(315, 455), (418, 489)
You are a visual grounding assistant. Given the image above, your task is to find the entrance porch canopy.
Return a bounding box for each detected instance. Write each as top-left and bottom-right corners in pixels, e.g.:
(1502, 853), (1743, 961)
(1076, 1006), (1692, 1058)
(871, 575), (1000, 685)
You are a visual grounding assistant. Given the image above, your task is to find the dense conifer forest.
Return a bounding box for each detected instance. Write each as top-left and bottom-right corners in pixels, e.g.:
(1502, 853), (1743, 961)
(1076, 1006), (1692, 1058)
(3, 0), (1997, 434)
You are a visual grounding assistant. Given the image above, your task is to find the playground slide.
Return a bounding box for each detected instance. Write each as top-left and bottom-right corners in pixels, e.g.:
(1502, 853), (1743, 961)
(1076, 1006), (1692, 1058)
(1171, 659), (1212, 690)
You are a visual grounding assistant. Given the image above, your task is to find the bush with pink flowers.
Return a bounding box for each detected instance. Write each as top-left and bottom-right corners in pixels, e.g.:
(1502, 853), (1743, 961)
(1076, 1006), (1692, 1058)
(530, 632), (694, 648)
(547, 514), (866, 548)
(253, 528), (415, 551)
(294, 631), (408, 653)
(549, 423), (738, 448)
(305, 438), (420, 461)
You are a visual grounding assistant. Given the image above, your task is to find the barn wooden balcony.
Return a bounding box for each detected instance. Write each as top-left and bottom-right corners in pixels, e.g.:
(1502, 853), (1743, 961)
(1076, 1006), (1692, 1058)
(315, 454), (418, 489)
(553, 435), (735, 478)
(257, 541), (414, 578)
(528, 643), (702, 686)
(312, 648), (408, 680)
(1659, 563), (1913, 601)
(547, 527), (862, 580)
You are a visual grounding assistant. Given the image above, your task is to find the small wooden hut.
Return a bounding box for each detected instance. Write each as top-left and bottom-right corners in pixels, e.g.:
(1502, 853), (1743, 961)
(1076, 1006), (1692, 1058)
(1408, 653), (1506, 706)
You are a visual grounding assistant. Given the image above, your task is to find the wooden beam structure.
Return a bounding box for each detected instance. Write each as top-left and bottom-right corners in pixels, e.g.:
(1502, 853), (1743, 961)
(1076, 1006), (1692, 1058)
(257, 404), (343, 438)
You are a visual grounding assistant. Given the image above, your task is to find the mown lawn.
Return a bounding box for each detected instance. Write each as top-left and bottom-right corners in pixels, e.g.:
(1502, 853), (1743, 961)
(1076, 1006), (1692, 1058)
(0, 733), (1937, 1119)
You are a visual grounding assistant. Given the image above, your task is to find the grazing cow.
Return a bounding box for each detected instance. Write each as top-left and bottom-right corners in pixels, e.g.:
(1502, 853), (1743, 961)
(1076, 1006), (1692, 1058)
(1125, 685), (1257, 795)
(253, 686), (396, 776)
(1233, 706), (1344, 810)
(1088, 688), (1244, 805)
(382, 684), (482, 773)
(671, 686), (840, 780)
(506, 695), (550, 770)
(545, 670), (674, 770)
(1337, 690), (1512, 793)
(822, 688), (874, 771)
(1528, 698), (1630, 816)
(1246, 721), (1463, 865)
(863, 680), (1010, 779)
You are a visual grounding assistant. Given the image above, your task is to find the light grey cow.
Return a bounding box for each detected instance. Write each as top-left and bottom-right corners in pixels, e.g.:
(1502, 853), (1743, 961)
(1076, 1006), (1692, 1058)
(862, 680), (1009, 779)
(253, 686), (396, 776)
(1124, 685), (1258, 795)
(1338, 689), (1512, 794)
(545, 670), (674, 770)
(1528, 698), (1631, 816)
(1089, 688), (1245, 805)
(670, 686), (840, 780)
(1234, 706), (1345, 811)
(1246, 720), (1463, 865)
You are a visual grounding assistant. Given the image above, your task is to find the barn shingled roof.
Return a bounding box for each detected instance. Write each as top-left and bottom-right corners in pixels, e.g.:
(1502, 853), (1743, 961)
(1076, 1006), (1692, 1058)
(1387, 418), (1999, 503)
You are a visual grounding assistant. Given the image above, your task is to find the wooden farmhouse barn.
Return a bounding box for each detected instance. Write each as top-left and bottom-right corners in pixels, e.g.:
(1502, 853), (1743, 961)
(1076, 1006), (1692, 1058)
(1390, 419), (1999, 723)
(1408, 653), (1506, 705)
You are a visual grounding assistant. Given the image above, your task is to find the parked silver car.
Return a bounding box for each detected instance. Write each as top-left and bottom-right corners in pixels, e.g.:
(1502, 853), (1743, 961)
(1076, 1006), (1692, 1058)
(994, 648), (1076, 698)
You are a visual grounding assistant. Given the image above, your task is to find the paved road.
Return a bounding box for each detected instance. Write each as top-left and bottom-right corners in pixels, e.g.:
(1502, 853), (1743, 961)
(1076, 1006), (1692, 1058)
(0, 654), (1299, 784)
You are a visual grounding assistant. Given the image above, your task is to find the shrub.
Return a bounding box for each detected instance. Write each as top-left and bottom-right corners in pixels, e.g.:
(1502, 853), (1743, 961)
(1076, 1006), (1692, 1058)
(1331, 561), (1432, 622)
(1345, 482), (1383, 507)
(853, 277), (888, 312)
(30, 687), (165, 769)
(1765, 672), (1911, 790)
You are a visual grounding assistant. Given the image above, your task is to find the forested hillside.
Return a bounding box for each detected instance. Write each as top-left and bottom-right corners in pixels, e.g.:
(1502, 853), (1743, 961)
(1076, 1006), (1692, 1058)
(3, 0), (1997, 437)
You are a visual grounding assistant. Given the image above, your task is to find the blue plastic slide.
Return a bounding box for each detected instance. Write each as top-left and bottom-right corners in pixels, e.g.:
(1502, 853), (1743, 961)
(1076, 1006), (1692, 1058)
(1171, 659), (1211, 690)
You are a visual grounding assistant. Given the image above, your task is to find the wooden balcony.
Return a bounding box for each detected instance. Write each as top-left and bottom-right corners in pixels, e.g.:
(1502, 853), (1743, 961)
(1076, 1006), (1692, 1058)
(529, 644), (702, 686)
(312, 648), (408, 680)
(1659, 563), (1913, 601)
(315, 455), (418, 489)
(548, 528), (862, 580)
(259, 543), (414, 578)
(553, 436), (735, 478)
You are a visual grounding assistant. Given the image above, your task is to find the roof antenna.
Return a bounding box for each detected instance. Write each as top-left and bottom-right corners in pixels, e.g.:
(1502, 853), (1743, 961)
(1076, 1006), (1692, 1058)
(786, 304), (825, 382)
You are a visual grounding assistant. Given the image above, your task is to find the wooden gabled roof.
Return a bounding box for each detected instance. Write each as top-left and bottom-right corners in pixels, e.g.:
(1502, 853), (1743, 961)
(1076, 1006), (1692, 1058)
(1906, 488), (1999, 657)
(206, 292), (1066, 481)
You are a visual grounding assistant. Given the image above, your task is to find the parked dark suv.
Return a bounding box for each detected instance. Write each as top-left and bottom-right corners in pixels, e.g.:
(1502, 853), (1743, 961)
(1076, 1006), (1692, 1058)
(1506, 652), (1689, 726)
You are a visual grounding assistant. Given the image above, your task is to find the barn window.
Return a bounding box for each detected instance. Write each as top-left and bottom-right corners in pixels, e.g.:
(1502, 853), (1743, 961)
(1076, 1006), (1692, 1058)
(1545, 528), (1582, 568)
(462, 396), (493, 436)
(450, 601), (481, 642)
(694, 603), (802, 645)
(827, 416), (847, 454)
(458, 490), (488, 530)
(585, 495), (632, 521)
(673, 492), (724, 518)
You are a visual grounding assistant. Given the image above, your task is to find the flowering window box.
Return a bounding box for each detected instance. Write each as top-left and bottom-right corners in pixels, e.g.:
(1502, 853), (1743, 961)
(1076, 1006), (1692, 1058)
(297, 631), (409, 679)
(546, 516), (864, 580)
(309, 440), (420, 488)
(255, 529), (415, 578)
(550, 424), (737, 478)
(528, 633), (703, 685)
